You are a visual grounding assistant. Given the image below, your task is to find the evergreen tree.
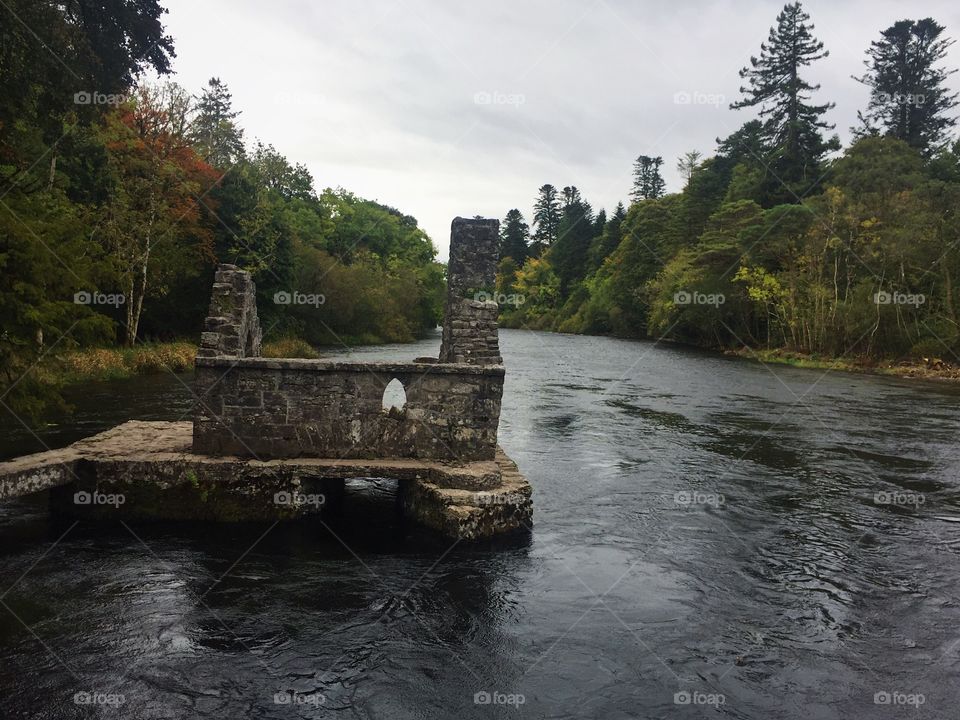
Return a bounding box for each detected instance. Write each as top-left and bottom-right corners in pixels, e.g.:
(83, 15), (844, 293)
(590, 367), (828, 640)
(562, 185), (583, 207)
(731, 2), (839, 197)
(854, 18), (958, 155)
(630, 155), (666, 202)
(589, 202), (626, 268)
(593, 208), (607, 237)
(550, 191), (594, 294)
(500, 209), (530, 265)
(677, 150), (703, 186)
(191, 77), (245, 168)
(532, 184), (561, 255)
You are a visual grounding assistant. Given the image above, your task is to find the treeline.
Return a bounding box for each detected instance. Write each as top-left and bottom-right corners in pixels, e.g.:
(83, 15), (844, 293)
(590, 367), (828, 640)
(496, 4), (960, 364)
(1, 0), (444, 417)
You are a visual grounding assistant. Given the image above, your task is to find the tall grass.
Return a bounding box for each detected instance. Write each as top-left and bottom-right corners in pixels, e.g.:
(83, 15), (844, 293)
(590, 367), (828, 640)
(57, 342), (196, 382)
(261, 337), (320, 359)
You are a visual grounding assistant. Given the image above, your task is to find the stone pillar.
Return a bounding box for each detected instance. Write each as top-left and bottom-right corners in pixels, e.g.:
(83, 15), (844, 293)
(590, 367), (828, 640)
(197, 264), (262, 358)
(439, 217), (502, 365)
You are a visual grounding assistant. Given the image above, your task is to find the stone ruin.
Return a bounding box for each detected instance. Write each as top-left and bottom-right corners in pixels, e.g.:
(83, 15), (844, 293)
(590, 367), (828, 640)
(196, 265), (262, 359)
(0, 217), (532, 541)
(439, 217), (503, 365)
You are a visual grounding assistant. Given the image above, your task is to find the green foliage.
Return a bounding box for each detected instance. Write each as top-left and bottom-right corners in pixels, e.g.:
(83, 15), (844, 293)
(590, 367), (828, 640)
(500, 209), (530, 265)
(730, 2), (840, 201)
(504, 6), (960, 370)
(509, 134), (960, 365)
(531, 184), (561, 255)
(854, 18), (958, 155)
(630, 156), (666, 201)
(548, 188), (595, 294)
(191, 78), (245, 168)
(0, 6), (442, 421)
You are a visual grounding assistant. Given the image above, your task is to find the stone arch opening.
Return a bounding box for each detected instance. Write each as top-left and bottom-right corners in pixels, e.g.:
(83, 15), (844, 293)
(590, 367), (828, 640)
(381, 378), (407, 413)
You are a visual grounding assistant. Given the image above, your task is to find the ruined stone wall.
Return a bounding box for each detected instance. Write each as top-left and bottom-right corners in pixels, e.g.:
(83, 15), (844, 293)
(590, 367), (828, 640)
(439, 218), (503, 365)
(192, 358), (503, 461)
(197, 264), (262, 358)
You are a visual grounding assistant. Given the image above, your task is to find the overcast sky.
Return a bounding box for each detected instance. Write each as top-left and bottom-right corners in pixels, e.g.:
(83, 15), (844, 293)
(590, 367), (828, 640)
(162, 0), (960, 259)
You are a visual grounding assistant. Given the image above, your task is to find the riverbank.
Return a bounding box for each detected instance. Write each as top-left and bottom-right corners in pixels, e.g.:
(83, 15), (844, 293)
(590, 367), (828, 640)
(44, 331), (426, 388)
(728, 347), (960, 382)
(46, 337), (327, 387)
(54, 342), (197, 384)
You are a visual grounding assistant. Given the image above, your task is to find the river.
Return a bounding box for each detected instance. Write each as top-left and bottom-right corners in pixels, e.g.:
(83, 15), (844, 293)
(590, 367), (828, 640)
(1, 328), (959, 718)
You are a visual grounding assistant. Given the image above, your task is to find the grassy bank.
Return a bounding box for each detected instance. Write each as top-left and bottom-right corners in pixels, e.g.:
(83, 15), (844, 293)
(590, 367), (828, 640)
(44, 332), (391, 389)
(727, 347), (960, 381)
(50, 336), (326, 386)
(52, 342), (198, 384)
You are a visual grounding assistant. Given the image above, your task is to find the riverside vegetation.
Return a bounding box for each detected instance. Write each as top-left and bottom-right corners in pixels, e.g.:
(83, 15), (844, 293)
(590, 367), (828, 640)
(1, 0), (445, 419)
(494, 4), (960, 381)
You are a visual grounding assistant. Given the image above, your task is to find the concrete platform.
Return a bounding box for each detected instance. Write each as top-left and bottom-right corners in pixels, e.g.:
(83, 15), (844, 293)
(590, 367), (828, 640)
(0, 421), (532, 541)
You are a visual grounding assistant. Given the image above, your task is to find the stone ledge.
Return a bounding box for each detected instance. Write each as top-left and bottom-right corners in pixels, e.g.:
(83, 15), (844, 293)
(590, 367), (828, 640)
(400, 449), (532, 540)
(0, 421), (532, 540)
(195, 357), (505, 376)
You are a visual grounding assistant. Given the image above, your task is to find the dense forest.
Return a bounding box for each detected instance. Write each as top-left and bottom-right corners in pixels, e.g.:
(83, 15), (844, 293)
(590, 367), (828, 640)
(1, 0), (444, 417)
(495, 4), (960, 368)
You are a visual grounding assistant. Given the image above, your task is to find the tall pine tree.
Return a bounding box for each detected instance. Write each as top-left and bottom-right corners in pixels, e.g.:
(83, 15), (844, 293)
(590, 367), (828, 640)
(854, 18), (958, 155)
(550, 190), (594, 294)
(531, 184), (561, 256)
(500, 209), (530, 265)
(630, 155), (666, 202)
(191, 77), (245, 168)
(731, 2), (839, 200)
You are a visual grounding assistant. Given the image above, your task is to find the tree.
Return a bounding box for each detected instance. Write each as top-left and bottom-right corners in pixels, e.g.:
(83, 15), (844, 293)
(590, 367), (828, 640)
(731, 2), (839, 198)
(97, 84), (218, 345)
(854, 18), (958, 155)
(593, 209), (607, 237)
(677, 150), (703, 186)
(562, 186), (583, 207)
(630, 155), (666, 201)
(248, 141), (316, 200)
(550, 190), (595, 294)
(587, 202), (626, 269)
(500, 209), (530, 264)
(531, 184), (561, 255)
(191, 77), (245, 168)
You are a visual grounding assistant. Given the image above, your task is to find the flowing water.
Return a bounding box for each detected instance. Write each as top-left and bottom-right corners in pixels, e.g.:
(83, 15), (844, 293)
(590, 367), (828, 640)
(2, 329), (959, 718)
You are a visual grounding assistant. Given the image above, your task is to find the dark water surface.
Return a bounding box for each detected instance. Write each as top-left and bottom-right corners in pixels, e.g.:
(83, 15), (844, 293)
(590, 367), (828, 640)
(2, 329), (960, 718)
